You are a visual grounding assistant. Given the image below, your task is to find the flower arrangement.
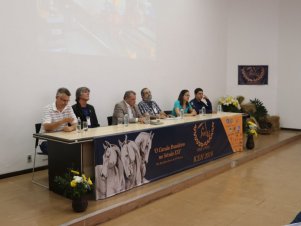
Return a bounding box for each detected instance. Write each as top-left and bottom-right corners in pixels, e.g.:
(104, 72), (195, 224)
(54, 169), (93, 199)
(246, 119), (258, 136)
(218, 96), (241, 113)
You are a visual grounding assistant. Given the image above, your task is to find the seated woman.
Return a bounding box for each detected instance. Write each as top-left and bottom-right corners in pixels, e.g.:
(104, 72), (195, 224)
(172, 89), (197, 117)
(72, 87), (100, 128)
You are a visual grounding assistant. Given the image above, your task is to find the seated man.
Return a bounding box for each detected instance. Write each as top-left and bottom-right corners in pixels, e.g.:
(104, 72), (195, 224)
(190, 88), (212, 114)
(112, 90), (144, 125)
(42, 87), (77, 133)
(138, 88), (167, 119)
(72, 87), (100, 128)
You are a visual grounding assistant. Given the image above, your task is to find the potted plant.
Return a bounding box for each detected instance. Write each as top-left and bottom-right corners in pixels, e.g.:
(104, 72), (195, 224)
(218, 96), (241, 113)
(54, 169), (93, 212)
(249, 98), (272, 134)
(245, 118), (258, 150)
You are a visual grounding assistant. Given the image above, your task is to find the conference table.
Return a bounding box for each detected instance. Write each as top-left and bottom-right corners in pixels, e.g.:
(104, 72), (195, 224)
(33, 112), (243, 200)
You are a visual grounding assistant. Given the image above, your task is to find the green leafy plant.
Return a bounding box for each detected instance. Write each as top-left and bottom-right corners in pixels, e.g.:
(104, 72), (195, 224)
(54, 169), (93, 199)
(249, 98), (271, 130)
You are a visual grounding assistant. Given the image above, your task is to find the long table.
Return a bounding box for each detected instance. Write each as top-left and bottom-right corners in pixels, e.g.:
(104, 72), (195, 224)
(33, 113), (243, 199)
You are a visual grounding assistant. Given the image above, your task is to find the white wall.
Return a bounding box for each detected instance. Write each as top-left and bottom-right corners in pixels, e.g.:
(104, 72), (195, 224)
(227, 0), (301, 130)
(226, 0), (279, 114)
(2, 0), (300, 175)
(278, 0), (301, 129)
(0, 0), (228, 174)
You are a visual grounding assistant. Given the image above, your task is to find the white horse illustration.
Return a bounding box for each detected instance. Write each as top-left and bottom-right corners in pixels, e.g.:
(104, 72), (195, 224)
(95, 141), (125, 199)
(135, 131), (154, 182)
(119, 135), (142, 189)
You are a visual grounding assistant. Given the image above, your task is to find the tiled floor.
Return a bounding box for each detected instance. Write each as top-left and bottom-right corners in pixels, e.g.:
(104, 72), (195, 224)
(0, 130), (300, 226)
(100, 132), (301, 226)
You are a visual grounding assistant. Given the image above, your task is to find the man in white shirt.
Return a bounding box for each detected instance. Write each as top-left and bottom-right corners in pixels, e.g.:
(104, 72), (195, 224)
(42, 87), (77, 133)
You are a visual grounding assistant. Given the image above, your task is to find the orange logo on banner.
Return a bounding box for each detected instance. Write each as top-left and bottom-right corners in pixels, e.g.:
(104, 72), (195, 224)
(193, 122), (215, 148)
(220, 115), (243, 152)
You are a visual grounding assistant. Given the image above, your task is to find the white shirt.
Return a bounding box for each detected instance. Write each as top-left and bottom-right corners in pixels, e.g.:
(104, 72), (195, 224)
(42, 102), (77, 132)
(125, 101), (134, 119)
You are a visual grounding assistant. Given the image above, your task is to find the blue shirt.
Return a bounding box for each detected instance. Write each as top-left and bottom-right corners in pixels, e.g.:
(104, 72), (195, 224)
(172, 100), (193, 116)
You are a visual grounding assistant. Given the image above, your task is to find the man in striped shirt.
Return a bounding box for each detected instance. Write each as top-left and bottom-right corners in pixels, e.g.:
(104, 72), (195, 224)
(138, 88), (167, 119)
(42, 87), (77, 133)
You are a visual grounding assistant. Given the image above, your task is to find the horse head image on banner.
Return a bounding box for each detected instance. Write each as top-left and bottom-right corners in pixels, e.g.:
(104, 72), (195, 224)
(119, 135), (142, 189)
(94, 131), (155, 199)
(135, 131), (154, 182)
(95, 141), (125, 199)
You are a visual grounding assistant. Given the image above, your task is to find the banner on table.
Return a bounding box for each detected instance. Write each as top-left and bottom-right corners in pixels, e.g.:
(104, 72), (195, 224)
(94, 115), (242, 199)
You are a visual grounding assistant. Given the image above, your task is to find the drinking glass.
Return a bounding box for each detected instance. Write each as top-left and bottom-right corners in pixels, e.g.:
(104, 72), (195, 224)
(199, 109), (203, 117)
(117, 117), (123, 126)
(155, 114), (160, 123)
(145, 113), (150, 124)
(83, 121), (88, 131)
(201, 107), (206, 115)
(180, 109), (184, 119)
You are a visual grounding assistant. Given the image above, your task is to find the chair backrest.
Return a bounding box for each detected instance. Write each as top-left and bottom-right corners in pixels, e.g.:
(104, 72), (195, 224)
(35, 123), (42, 133)
(107, 116), (113, 126)
(35, 123), (42, 148)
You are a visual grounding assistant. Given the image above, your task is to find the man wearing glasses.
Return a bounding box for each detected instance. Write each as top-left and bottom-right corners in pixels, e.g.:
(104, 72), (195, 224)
(42, 87), (77, 133)
(138, 88), (167, 119)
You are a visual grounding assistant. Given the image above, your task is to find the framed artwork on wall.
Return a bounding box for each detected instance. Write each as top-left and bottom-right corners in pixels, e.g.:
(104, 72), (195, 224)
(238, 65), (268, 85)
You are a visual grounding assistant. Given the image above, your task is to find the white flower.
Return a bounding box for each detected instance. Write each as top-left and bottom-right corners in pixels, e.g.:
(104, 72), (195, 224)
(73, 176), (83, 183)
(219, 96), (241, 110)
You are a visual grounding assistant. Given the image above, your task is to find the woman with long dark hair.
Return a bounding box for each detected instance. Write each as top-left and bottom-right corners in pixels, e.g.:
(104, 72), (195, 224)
(172, 89), (197, 117)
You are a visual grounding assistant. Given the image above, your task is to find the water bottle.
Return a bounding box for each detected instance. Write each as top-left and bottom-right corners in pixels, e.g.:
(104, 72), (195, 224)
(77, 117), (81, 133)
(124, 114), (129, 127)
(180, 108), (184, 119)
(201, 106), (206, 115)
(217, 104), (222, 114)
(86, 116), (91, 127)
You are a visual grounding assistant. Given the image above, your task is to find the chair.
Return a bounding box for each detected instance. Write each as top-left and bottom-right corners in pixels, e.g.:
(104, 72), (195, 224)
(32, 123), (49, 188)
(107, 116), (113, 126)
(164, 110), (172, 115)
